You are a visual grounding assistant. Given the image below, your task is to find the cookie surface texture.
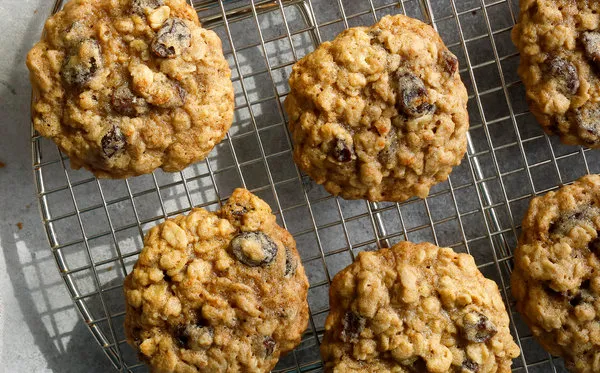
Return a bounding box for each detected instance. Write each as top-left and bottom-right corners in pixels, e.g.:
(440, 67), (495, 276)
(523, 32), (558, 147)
(512, 0), (600, 148)
(124, 188), (309, 372)
(321, 241), (520, 373)
(27, 0), (234, 178)
(284, 14), (469, 201)
(512, 174), (600, 373)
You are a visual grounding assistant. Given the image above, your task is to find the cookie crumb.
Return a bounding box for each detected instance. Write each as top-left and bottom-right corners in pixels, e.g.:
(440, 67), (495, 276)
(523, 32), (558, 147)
(16, 222), (23, 230)
(0, 161), (5, 168)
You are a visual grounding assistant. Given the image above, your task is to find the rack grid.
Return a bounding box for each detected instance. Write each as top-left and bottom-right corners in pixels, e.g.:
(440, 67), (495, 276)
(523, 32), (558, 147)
(31, 0), (600, 372)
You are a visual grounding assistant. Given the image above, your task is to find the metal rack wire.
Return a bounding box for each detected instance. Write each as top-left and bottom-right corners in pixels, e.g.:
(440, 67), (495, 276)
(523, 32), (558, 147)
(30, 0), (600, 371)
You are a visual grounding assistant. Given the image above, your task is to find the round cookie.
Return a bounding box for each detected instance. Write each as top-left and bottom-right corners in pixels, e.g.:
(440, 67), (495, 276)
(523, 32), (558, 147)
(512, 0), (600, 148)
(511, 174), (600, 373)
(321, 242), (520, 373)
(124, 189), (309, 372)
(27, 0), (234, 178)
(284, 15), (469, 202)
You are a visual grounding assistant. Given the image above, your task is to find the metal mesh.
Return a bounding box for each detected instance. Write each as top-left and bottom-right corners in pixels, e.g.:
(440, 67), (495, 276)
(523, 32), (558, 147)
(31, 0), (600, 372)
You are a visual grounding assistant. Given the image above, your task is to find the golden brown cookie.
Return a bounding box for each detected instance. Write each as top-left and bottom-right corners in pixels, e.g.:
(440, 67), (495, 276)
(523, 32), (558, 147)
(124, 189), (309, 372)
(285, 15), (469, 202)
(512, 0), (600, 148)
(512, 174), (600, 373)
(321, 242), (520, 373)
(27, 0), (234, 178)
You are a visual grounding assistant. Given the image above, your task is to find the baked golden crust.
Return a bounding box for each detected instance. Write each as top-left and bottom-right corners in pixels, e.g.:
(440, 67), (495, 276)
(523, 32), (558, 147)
(512, 174), (600, 373)
(512, 0), (600, 148)
(27, 0), (234, 178)
(321, 242), (520, 373)
(124, 189), (309, 372)
(285, 15), (469, 201)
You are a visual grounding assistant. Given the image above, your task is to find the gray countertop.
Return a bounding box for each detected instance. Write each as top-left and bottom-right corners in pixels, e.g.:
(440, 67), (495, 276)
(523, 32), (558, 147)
(0, 0), (112, 371)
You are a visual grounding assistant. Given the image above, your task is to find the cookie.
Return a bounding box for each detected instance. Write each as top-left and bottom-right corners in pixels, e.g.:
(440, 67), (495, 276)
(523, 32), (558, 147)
(124, 189), (309, 372)
(27, 0), (234, 178)
(512, 0), (600, 148)
(511, 174), (600, 372)
(284, 15), (469, 202)
(321, 242), (520, 372)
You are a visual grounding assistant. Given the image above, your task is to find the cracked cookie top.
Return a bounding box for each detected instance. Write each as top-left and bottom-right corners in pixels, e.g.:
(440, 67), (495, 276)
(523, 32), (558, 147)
(321, 241), (520, 373)
(27, 0), (234, 178)
(124, 188), (309, 372)
(284, 15), (469, 202)
(512, 0), (600, 148)
(512, 174), (600, 372)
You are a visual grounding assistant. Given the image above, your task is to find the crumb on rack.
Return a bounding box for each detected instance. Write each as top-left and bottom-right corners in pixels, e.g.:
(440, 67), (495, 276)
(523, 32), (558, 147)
(16, 222), (23, 230)
(0, 161), (5, 168)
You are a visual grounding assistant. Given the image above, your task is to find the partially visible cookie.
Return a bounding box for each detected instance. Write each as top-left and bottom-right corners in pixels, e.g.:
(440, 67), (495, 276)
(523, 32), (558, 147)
(124, 188), (309, 372)
(321, 242), (520, 372)
(285, 14), (469, 202)
(512, 0), (600, 148)
(512, 174), (600, 373)
(27, 0), (234, 178)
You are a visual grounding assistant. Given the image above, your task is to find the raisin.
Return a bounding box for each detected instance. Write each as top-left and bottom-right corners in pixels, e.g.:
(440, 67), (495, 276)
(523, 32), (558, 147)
(590, 237), (600, 254)
(462, 359), (479, 372)
(397, 72), (436, 117)
(572, 107), (600, 137)
(175, 324), (214, 350)
(174, 325), (189, 348)
(403, 357), (427, 372)
(284, 246), (297, 278)
(111, 84), (148, 117)
(442, 50), (459, 75)
(101, 125), (127, 158)
(263, 336), (276, 357)
(545, 56), (579, 95)
(61, 39), (102, 88)
(151, 18), (191, 58)
(582, 32), (600, 69)
(131, 0), (163, 14)
(331, 138), (353, 163)
(341, 311), (365, 343)
(461, 312), (497, 343)
(549, 206), (600, 236)
(231, 231), (278, 267)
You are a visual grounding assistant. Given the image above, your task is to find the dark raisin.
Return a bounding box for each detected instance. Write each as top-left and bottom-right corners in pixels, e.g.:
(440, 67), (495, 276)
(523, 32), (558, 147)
(572, 107), (600, 137)
(461, 312), (497, 343)
(111, 84), (148, 117)
(263, 336), (276, 357)
(284, 246), (297, 278)
(61, 39), (102, 88)
(341, 311), (365, 343)
(462, 359), (479, 372)
(549, 206), (600, 236)
(331, 138), (353, 163)
(174, 325), (189, 348)
(545, 56), (579, 95)
(442, 50), (459, 75)
(231, 204), (248, 217)
(397, 72), (436, 117)
(404, 356), (427, 372)
(590, 237), (600, 254)
(582, 32), (600, 69)
(231, 231), (278, 267)
(131, 0), (163, 14)
(151, 18), (191, 58)
(101, 125), (127, 158)
(570, 293), (583, 307)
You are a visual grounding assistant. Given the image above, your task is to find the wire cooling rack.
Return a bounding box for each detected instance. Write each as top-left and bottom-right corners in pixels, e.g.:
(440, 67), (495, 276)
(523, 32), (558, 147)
(31, 0), (600, 372)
